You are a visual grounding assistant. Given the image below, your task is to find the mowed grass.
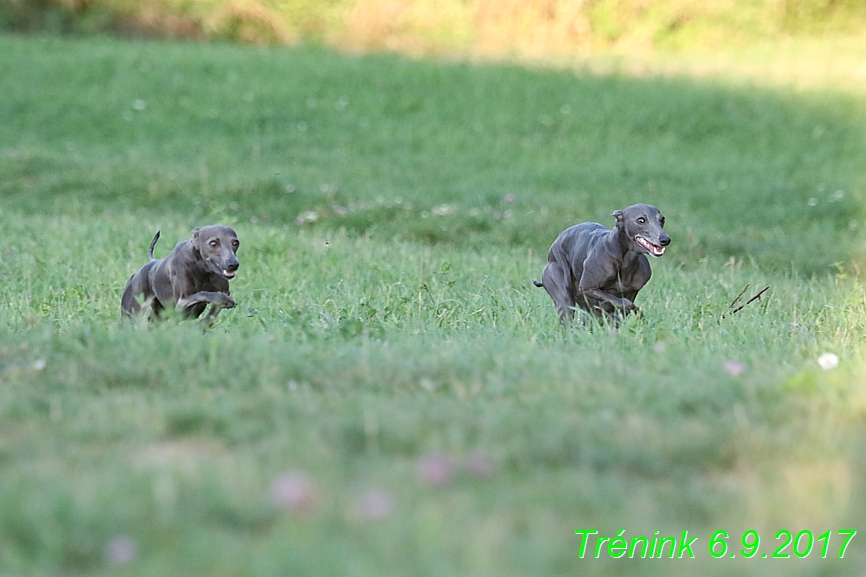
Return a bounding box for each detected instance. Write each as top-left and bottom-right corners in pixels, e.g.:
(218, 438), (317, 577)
(2, 34), (866, 576)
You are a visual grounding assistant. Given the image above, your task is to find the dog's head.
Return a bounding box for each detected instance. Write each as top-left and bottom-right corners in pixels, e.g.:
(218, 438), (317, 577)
(192, 225), (240, 279)
(612, 204), (670, 258)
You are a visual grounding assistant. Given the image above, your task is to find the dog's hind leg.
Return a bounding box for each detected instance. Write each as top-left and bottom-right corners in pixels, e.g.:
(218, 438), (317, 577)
(541, 261), (577, 325)
(121, 275), (141, 318)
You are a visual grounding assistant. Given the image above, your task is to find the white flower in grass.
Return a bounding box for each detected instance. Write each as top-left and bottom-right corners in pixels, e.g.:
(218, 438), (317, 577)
(817, 353), (839, 370)
(294, 211), (319, 226)
(432, 203), (455, 217)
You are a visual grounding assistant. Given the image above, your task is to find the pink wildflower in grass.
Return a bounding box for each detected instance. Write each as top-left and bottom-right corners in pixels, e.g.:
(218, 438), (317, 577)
(723, 361), (744, 376)
(104, 535), (138, 566)
(270, 471), (316, 514)
(417, 453), (453, 486)
(355, 490), (392, 521)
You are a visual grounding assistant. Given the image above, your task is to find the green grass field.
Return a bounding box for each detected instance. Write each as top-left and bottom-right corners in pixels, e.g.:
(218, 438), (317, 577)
(2, 34), (866, 576)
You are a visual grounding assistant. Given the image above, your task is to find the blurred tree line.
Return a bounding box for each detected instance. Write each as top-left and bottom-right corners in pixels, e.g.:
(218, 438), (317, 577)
(1, 0), (864, 55)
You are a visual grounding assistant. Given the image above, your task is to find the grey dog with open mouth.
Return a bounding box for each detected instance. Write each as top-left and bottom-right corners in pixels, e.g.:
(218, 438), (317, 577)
(534, 204), (670, 324)
(121, 225), (240, 321)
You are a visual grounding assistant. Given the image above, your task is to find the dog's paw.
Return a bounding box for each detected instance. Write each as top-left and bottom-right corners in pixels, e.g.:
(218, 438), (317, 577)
(220, 294), (237, 309)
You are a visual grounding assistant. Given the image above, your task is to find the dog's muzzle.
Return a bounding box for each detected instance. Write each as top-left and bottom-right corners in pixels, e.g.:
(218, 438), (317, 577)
(222, 262), (239, 279)
(635, 235), (668, 257)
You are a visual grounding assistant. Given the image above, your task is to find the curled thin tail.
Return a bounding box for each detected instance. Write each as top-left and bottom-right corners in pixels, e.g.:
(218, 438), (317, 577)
(533, 280), (544, 288)
(148, 231), (161, 262)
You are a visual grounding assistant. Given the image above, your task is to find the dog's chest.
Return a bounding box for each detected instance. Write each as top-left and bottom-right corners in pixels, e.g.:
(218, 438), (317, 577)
(601, 277), (633, 296)
(193, 272), (226, 292)
(602, 261), (648, 295)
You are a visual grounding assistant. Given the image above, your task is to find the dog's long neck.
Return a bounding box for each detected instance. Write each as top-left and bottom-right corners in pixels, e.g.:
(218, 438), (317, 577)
(186, 241), (214, 279)
(612, 225), (641, 271)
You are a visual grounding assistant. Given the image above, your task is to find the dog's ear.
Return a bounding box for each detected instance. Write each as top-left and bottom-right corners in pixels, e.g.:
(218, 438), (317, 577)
(191, 228), (201, 251)
(612, 210), (624, 224)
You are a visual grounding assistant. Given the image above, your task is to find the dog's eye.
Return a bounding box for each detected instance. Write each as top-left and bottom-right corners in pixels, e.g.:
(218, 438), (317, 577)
(209, 240), (219, 247)
(660, 218), (665, 227)
(637, 217), (646, 224)
(232, 241), (239, 250)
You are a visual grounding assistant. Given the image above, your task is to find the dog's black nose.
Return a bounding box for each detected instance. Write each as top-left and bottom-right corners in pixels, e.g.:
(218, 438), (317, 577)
(226, 261), (239, 272)
(659, 235), (671, 246)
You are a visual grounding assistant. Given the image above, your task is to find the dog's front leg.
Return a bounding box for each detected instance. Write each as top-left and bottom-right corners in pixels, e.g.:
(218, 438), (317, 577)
(579, 288), (637, 313)
(176, 291), (236, 319)
(200, 302), (224, 324)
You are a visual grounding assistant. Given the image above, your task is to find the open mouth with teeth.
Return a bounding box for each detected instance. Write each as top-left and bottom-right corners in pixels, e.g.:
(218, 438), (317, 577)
(222, 269), (237, 279)
(635, 235), (665, 257)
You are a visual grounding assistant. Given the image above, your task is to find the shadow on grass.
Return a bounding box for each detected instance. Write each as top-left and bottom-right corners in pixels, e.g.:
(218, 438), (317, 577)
(1, 35), (865, 275)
